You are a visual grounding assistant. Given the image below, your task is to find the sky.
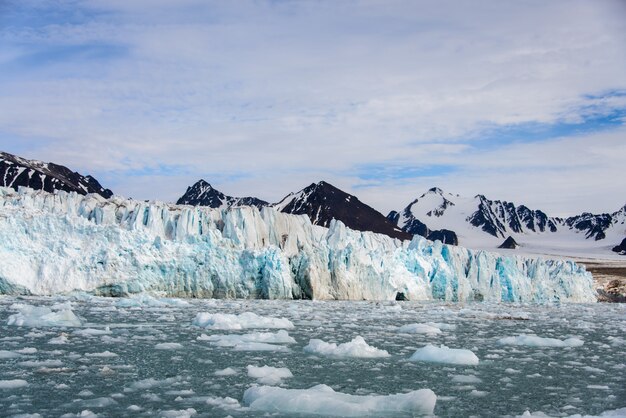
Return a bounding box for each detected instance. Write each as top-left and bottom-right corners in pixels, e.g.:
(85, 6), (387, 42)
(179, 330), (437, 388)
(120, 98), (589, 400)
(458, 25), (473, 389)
(1, 0), (625, 217)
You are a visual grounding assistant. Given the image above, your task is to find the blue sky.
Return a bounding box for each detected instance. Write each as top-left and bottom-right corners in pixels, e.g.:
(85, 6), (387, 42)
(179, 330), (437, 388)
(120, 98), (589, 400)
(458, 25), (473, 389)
(1, 0), (625, 216)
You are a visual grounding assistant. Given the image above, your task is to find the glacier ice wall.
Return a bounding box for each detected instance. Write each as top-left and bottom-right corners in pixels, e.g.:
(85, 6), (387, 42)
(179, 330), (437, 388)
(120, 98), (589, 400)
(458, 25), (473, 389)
(0, 187), (595, 302)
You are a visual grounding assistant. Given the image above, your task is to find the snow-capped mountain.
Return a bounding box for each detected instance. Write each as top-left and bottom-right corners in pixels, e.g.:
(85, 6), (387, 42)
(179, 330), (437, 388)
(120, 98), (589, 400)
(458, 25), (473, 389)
(273, 181), (411, 241)
(176, 179), (268, 209)
(0, 151), (112, 198)
(390, 187), (626, 258)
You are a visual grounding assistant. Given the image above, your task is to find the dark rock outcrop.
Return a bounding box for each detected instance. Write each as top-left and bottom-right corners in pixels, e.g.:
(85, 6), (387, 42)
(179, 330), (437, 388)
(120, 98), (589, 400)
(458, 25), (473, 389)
(499, 236), (519, 249)
(612, 238), (626, 255)
(427, 229), (458, 245)
(177, 179), (268, 209)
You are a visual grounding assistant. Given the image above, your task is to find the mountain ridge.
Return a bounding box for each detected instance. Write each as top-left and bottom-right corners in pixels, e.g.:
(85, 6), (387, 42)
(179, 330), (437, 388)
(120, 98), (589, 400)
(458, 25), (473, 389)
(0, 151), (112, 198)
(176, 179), (268, 209)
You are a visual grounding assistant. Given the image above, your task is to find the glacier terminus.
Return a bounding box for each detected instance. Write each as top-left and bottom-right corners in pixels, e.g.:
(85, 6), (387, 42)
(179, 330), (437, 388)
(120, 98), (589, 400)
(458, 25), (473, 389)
(0, 187), (594, 302)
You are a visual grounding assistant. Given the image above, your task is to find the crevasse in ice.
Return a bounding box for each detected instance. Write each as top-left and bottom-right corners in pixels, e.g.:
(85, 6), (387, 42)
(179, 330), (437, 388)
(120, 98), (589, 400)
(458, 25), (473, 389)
(0, 187), (595, 302)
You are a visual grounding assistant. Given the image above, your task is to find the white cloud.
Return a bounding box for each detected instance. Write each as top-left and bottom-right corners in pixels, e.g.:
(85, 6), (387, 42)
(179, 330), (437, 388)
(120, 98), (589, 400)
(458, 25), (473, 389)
(0, 0), (625, 215)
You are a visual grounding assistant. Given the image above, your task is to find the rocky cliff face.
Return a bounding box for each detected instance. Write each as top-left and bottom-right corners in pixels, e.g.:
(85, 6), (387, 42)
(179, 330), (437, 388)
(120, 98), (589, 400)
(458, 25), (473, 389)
(0, 151), (112, 198)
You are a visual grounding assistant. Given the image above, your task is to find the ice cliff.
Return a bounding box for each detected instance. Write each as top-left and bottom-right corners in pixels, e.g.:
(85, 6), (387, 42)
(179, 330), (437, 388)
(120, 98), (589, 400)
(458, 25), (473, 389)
(0, 187), (595, 302)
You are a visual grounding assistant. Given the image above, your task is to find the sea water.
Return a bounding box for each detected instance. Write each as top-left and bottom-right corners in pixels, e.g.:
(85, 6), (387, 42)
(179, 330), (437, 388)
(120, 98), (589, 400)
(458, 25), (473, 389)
(1, 295), (624, 417)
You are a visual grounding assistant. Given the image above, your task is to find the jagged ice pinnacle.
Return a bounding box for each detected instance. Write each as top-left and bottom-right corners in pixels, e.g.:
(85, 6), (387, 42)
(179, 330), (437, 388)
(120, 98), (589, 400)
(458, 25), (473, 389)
(0, 187), (595, 302)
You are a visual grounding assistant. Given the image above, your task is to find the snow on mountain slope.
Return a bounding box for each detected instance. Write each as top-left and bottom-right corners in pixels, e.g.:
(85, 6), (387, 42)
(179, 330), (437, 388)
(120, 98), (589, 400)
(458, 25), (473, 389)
(176, 179), (268, 209)
(0, 187), (595, 302)
(0, 151), (112, 198)
(391, 188), (626, 260)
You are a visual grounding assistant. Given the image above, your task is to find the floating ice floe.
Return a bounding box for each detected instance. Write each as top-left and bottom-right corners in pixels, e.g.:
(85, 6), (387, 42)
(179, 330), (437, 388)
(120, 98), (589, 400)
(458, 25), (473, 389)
(451, 374), (482, 383)
(243, 384), (436, 416)
(125, 376), (183, 392)
(247, 365), (293, 385)
(0, 379), (29, 389)
(498, 335), (584, 347)
(409, 344), (479, 365)
(73, 327), (111, 337)
(518, 407), (626, 417)
(7, 304), (82, 327)
(234, 342), (290, 352)
(155, 342), (183, 350)
(397, 323), (442, 334)
(159, 408), (197, 418)
(198, 330), (296, 346)
(304, 336), (390, 358)
(85, 351), (118, 358)
(192, 312), (294, 330)
(214, 367), (238, 376)
(0, 350), (23, 359)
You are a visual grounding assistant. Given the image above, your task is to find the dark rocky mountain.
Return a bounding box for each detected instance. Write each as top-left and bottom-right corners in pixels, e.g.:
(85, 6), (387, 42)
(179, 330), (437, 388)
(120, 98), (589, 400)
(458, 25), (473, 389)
(499, 236), (519, 249)
(176, 179), (268, 209)
(0, 151), (112, 198)
(468, 195), (558, 238)
(613, 238), (626, 255)
(387, 188), (459, 244)
(274, 181), (411, 241)
(565, 212), (614, 241)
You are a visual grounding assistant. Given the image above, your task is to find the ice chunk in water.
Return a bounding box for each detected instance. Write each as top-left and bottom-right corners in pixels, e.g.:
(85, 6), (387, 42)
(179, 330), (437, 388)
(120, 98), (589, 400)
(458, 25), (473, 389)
(397, 323), (442, 334)
(192, 312), (294, 330)
(7, 304), (82, 327)
(409, 344), (479, 365)
(247, 365), (293, 385)
(498, 335), (584, 347)
(0, 379), (29, 389)
(243, 384), (437, 416)
(304, 336), (390, 358)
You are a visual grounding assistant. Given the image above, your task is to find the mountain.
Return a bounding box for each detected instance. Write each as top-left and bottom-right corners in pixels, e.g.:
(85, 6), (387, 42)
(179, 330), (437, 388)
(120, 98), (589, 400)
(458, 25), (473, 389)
(176, 179), (268, 209)
(0, 151), (112, 198)
(389, 187), (626, 257)
(274, 181), (411, 241)
(386, 189), (459, 245)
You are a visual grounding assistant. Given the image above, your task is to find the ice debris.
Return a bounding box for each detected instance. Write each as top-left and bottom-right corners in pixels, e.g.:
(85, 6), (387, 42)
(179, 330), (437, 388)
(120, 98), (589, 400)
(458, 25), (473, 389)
(247, 365), (293, 385)
(304, 336), (390, 358)
(498, 335), (584, 347)
(409, 344), (479, 365)
(7, 304), (82, 327)
(243, 384), (437, 416)
(397, 323), (442, 334)
(192, 312), (294, 330)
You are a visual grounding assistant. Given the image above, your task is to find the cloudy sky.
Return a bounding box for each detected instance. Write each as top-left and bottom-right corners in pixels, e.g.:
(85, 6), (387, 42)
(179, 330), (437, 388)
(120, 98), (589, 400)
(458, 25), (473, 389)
(1, 0), (625, 216)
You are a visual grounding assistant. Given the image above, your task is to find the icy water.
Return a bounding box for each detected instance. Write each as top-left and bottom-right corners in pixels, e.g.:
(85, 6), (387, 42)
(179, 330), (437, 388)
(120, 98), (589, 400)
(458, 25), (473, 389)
(1, 295), (624, 418)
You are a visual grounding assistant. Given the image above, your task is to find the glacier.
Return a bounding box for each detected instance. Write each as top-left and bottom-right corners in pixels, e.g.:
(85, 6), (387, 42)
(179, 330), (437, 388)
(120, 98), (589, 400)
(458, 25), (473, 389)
(0, 187), (595, 302)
